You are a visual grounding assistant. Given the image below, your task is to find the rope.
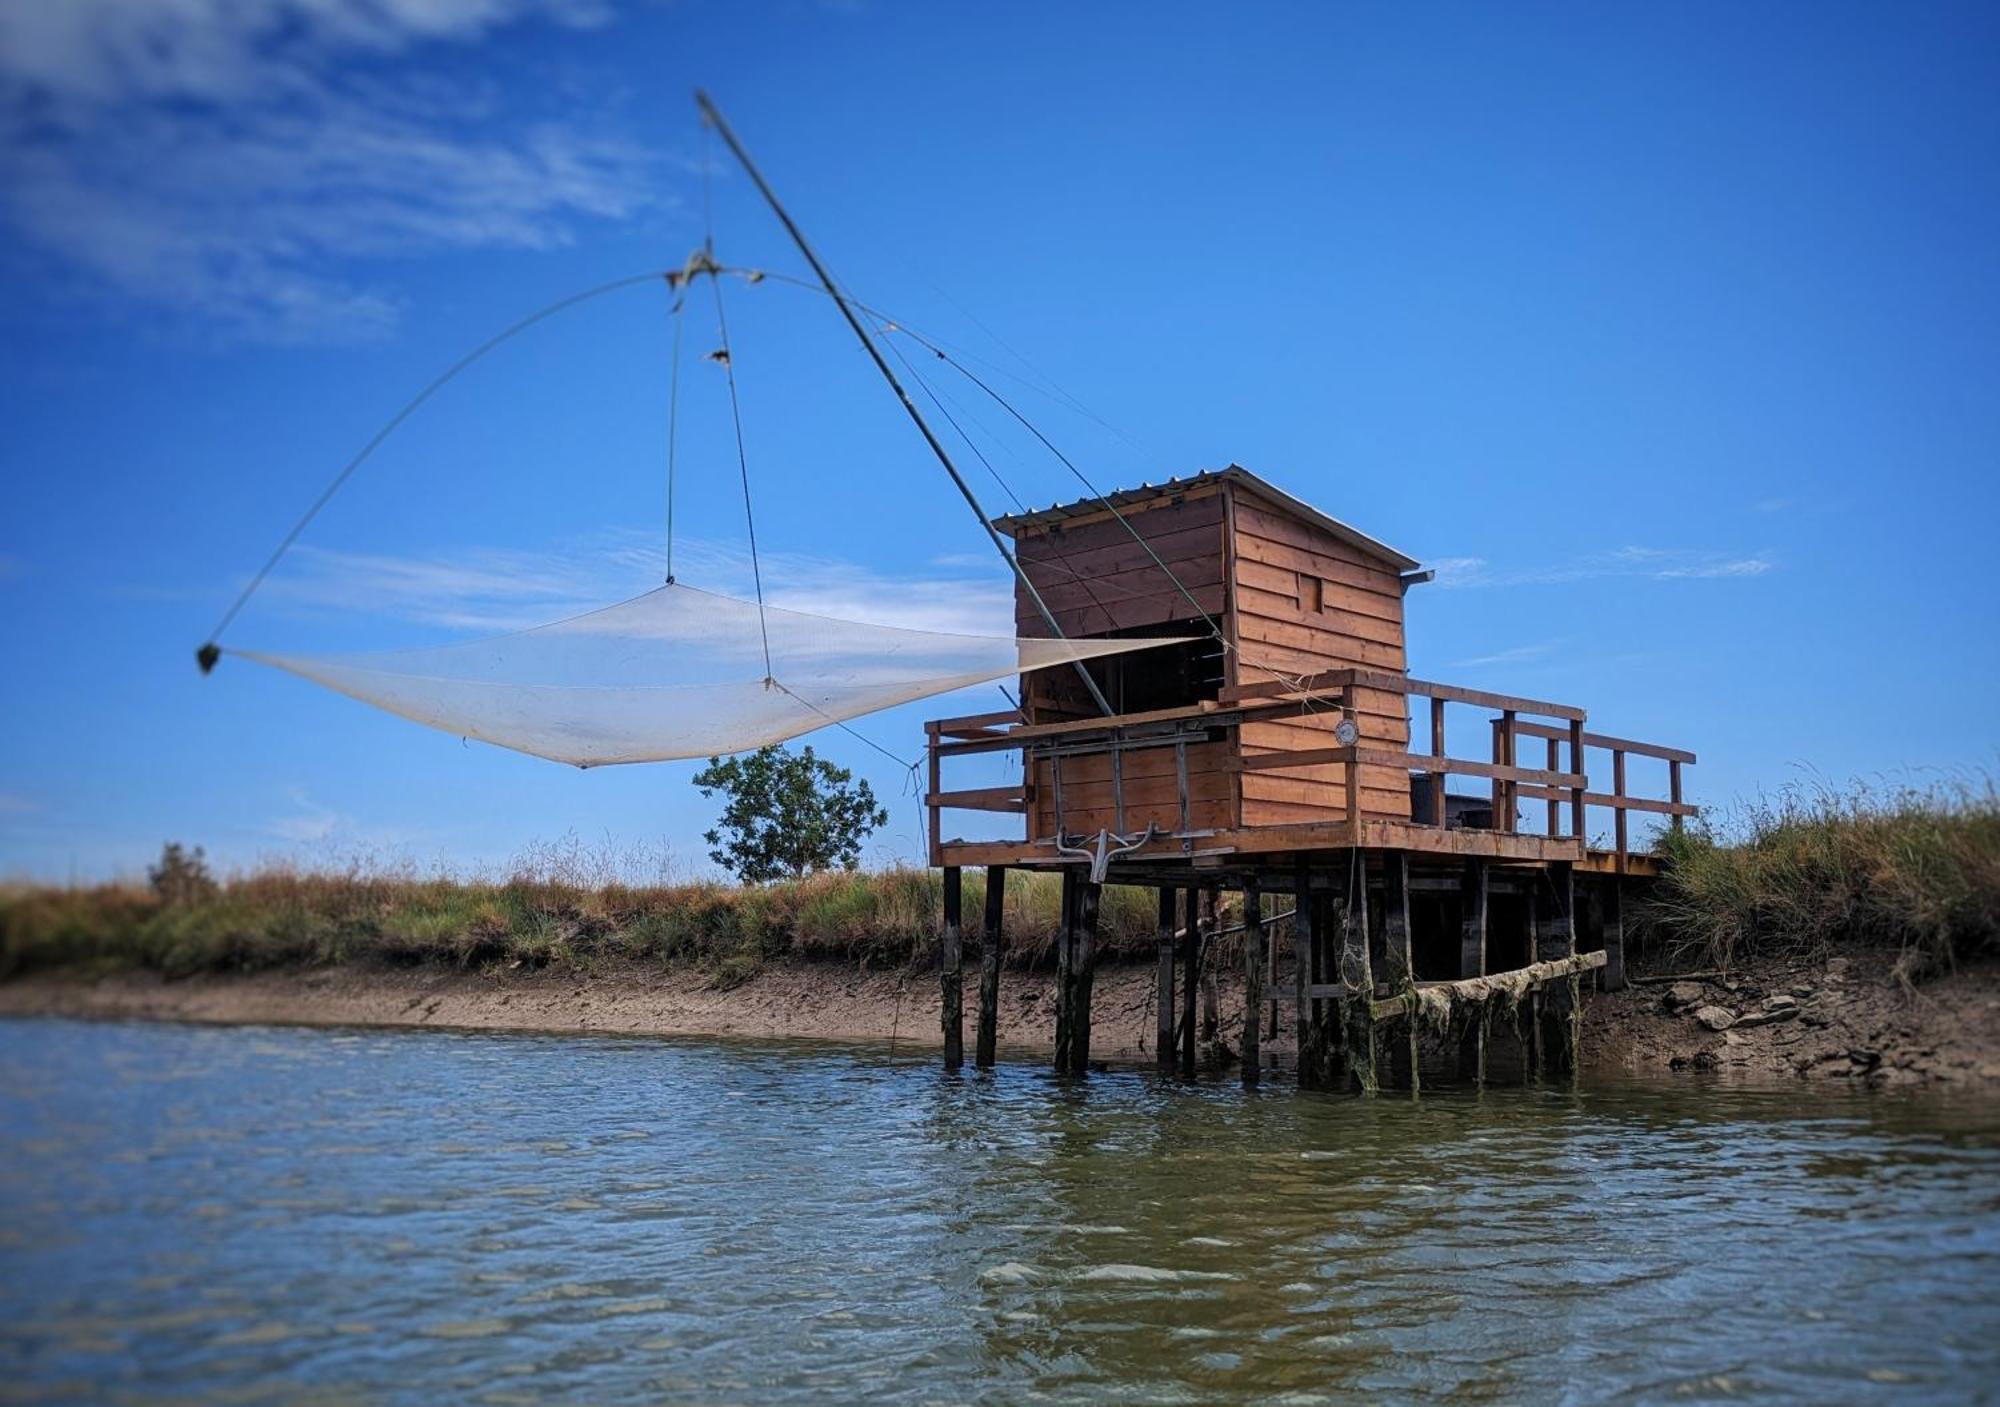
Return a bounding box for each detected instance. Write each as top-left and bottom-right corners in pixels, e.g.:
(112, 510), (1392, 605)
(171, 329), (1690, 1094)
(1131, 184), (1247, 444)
(706, 269), (773, 682)
(197, 270), (668, 661)
(663, 280), (685, 583)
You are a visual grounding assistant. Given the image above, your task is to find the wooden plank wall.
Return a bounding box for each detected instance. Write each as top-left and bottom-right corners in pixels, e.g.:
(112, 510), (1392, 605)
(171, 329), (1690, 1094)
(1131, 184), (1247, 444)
(1230, 488), (1413, 824)
(1013, 486), (1236, 839)
(1012, 488), (1228, 638)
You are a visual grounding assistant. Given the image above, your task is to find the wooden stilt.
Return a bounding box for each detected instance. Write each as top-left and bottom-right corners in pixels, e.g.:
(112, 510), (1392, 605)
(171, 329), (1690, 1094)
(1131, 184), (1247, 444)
(1178, 885), (1199, 1079)
(1242, 884), (1264, 1086)
(975, 866), (1005, 1068)
(1052, 868), (1077, 1074)
(1154, 885), (1177, 1072)
(940, 866), (963, 1070)
(1601, 878), (1627, 992)
(1292, 856), (1315, 1085)
(1265, 908), (1280, 1041)
(1458, 857), (1488, 1084)
(1200, 886), (1220, 1048)
(1069, 878), (1101, 1074)
(1533, 861), (1578, 1080)
(1379, 850), (1417, 1094)
(1340, 849), (1377, 1093)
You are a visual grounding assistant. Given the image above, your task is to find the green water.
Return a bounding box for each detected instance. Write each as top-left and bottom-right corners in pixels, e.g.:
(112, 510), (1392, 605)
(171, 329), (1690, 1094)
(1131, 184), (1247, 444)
(2, 1017), (1996, 1404)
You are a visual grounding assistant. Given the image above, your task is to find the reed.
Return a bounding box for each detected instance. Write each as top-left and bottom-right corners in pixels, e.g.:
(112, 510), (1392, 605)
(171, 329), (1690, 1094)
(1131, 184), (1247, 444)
(1639, 774), (2000, 979)
(0, 850), (1161, 982)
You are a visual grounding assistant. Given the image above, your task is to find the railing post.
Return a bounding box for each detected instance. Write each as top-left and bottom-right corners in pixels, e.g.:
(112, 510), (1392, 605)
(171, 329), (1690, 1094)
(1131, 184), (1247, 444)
(1613, 749), (1629, 874)
(1429, 695), (1446, 828)
(1568, 718), (1587, 845)
(925, 722), (943, 865)
(1669, 759), (1685, 833)
(1499, 710), (1517, 832)
(1545, 736), (1561, 837)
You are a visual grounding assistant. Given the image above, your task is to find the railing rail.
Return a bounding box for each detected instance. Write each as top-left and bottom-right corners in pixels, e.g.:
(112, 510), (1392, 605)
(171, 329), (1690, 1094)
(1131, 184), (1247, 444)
(923, 670), (1694, 870)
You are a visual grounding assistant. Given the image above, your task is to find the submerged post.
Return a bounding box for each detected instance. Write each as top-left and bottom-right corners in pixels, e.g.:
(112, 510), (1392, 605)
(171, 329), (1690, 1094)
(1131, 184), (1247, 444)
(1154, 886), (1177, 1072)
(1179, 885), (1199, 1078)
(1458, 857), (1489, 1085)
(1292, 856), (1316, 1085)
(1069, 878), (1101, 1074)
(1379, 850), (1418, 1094)
(1533, 862), (1579, 1080)
(976, 866), (1006, 1067)
(1340, 851), (1377, 1094)
(1052, 868), (1077, 1074)
(1242, 884), (1264, 1086)
(1200, 886), (1221, 1048)
(940, 867), (964, 1070)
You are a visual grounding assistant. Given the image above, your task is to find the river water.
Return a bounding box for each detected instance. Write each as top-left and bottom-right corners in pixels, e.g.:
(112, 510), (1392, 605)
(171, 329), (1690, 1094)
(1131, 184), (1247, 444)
(2, 1017), (1996, 1404)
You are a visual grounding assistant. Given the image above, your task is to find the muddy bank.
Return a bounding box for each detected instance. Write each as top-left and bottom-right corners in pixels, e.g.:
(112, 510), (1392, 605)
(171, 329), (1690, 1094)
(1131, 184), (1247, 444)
(3, 948), (1996, 1085)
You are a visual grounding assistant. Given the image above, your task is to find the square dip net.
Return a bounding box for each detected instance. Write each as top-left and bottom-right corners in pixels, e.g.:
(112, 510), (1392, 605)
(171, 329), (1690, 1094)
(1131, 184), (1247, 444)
(234, 582), (1187, 767)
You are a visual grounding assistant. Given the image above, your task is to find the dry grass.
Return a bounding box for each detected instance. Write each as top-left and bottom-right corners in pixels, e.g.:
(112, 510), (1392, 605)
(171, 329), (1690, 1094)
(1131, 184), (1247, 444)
(1640, 775), (2000, 979)
(0, 844), (1162, 983)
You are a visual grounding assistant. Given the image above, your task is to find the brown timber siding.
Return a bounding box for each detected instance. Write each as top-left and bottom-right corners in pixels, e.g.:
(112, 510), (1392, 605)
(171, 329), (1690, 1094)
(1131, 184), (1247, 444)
(1230, 487), (1413, 824)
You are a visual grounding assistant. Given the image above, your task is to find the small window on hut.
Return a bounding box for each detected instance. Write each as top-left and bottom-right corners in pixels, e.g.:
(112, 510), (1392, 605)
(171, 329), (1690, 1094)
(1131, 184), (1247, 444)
(1297, 573), (1324, 613)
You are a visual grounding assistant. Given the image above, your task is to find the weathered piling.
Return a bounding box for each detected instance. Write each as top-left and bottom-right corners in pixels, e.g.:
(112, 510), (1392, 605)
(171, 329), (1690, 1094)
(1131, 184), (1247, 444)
(975, 865), (1005, 1067)
(1200, 886), (1221, 1047)
(1154, 886), (1177, 1072)
(1533, 861), (1579, 1079)
(1379, 850), (1418, 1094)
(1340, 852), (1377, 1093)
(1069, 879), (1101, 1074)
(1052, 869), (1076, 1073)
(1458, 857), (1489, 1085)
(940, 867), (963, 1070)
(1178, 885), (1199, 1078)
(1241, 884), (1264, 1086)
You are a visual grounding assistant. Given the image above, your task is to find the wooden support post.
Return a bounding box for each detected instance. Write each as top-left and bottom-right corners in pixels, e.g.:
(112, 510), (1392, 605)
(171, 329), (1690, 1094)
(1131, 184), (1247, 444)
(1292, 857), (1315, 1085)
(1154, 885), (1177, 1072)
(925, 724), (942, 865)
(1179, 885), (1199, 1079)
(975, 866), (1004, 1068)
(940, 866), (963, 1070)
(1499, 709), (1518, 832)
(1601, 877), (1627, 992)
(1669, 759), (1686, 832)
(1380, 850), (1417, 1094)
(1533, 861), (1579, 1080)
(1052, 868), (1077, 1074)
(1070, 879), (1100, 1074)
(1458, 856), (1488, 1085)
(1265, 909), (1280, 1041)
(1340, 850), (1377, 1093)
(1242, 884), (1264, 1086)
(1342, 683), (1362, 830)
(1200, 886), (1220, 1047)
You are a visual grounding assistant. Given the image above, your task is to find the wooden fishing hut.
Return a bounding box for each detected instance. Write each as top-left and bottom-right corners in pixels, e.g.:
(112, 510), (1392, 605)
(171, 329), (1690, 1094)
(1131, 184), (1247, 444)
(923, 466), (1697, 1089)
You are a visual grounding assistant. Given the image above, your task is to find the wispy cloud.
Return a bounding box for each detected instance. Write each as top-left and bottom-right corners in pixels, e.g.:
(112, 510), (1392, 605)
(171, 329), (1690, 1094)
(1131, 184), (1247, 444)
(1451, 640), (1563, 670)
(1432, 546), (1776, 589)
(0, 793), (39, 819)
(0, 0), (657, 342)
(257, 530), (1020, 638)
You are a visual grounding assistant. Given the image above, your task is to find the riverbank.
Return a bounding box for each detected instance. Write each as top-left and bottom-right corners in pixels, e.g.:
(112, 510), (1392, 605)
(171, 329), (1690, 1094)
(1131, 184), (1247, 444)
(6, 945), (1996, 1086)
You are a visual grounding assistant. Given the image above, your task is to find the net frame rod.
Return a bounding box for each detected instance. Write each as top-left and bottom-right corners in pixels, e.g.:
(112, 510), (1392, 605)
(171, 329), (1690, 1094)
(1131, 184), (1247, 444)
(694, 89), (1113, 718)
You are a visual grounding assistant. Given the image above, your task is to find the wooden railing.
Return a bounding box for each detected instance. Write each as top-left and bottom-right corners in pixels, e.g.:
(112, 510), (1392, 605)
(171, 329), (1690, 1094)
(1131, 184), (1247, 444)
(923, 668), (1694, 868)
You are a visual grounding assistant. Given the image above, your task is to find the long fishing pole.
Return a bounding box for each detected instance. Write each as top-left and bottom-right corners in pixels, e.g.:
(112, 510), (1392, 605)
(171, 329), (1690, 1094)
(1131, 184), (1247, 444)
(693, 90), (1114, 718)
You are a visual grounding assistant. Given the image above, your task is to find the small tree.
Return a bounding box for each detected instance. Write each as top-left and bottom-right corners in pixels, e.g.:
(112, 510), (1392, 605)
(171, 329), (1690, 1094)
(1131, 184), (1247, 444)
(149, 842), (216, 906)
(693, 745), (889, 884)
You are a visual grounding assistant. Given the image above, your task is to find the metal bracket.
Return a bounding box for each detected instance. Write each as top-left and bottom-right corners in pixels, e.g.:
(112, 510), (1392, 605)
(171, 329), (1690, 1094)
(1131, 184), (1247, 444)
(1055, 825), (1160, 884)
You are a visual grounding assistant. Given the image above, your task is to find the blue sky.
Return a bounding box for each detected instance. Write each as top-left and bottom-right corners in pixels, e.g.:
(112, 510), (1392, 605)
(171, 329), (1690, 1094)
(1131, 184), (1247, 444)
(2, 0), (1996, 881)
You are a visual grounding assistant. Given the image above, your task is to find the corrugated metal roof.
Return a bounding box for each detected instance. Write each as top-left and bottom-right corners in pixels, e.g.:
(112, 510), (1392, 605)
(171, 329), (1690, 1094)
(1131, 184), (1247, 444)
(990, 465), (1421, 572)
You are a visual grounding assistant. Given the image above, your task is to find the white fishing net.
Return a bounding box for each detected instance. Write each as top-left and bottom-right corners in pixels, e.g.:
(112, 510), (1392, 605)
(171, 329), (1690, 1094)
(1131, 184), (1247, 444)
(232, 582), (1186, 767)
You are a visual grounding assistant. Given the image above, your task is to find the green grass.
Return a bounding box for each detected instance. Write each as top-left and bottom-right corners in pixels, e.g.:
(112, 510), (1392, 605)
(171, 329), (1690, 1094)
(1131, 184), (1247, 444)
(1639, 776), (2000, 979)
(0, 860), (1163, 982)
